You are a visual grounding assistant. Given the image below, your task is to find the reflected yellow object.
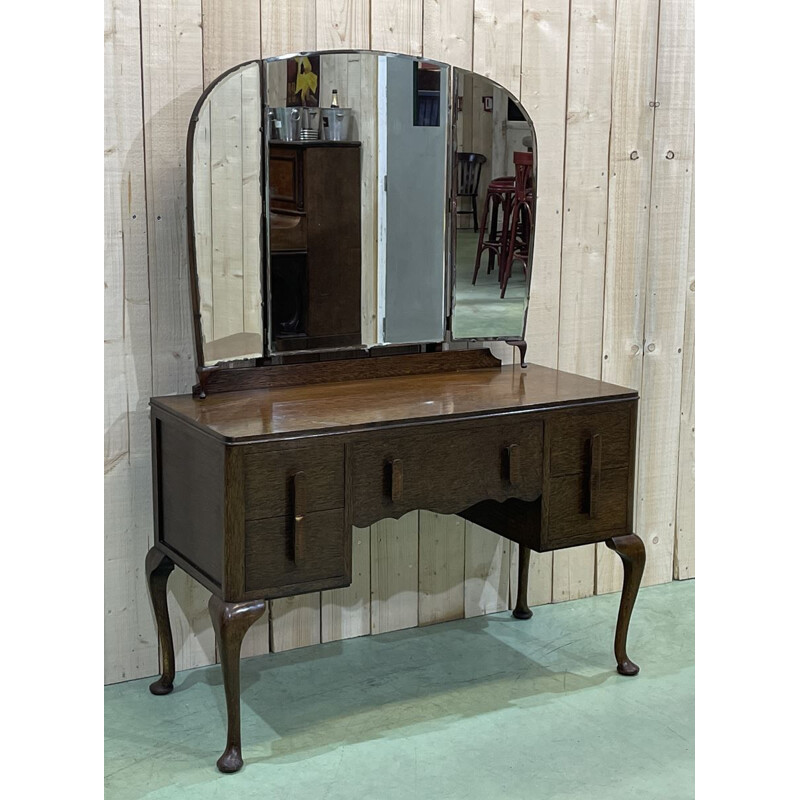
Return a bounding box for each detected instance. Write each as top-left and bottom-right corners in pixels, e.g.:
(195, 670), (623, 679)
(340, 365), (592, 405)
(294, 57), (318, 104)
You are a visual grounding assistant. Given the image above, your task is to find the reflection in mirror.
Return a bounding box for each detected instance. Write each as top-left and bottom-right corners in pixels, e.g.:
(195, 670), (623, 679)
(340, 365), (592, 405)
(193, 61), (263, 364)
(264, 52), (449, 354)
(451, 70), (535, 341)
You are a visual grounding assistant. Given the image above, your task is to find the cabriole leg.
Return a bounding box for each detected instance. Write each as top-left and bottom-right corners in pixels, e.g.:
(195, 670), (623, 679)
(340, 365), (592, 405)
(605, 533), (646, 676)
(145, 547), (176, 695)
(208, 596), (267, 773)
(512, 545), (533, 619)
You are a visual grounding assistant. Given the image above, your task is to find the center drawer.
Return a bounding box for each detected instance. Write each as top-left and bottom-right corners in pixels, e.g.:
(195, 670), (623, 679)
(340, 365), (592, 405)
(349, 416), (544, 527)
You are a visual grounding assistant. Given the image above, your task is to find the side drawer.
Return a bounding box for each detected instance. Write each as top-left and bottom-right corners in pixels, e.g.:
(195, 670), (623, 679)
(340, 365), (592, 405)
(549, 405), (632, 477)
(542, 467), (629, 549)
(243, 440), (344, 520)
(244, 508), (349, 594)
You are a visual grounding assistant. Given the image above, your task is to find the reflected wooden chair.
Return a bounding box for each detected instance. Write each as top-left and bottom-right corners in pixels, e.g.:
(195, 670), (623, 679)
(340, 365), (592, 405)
(456, 153), (487, 232)
(472, 176), (515, 284)
(500, 151), (534, 298)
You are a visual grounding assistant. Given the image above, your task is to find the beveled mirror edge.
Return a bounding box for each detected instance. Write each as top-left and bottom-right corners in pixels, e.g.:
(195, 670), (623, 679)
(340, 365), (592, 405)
(186, 52), (538, 393)
(186, 59), (265, 373)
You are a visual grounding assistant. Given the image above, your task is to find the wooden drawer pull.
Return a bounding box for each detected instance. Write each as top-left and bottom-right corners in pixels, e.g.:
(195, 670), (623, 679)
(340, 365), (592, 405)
(505, 444), (520, 486)
(588, 434), (602, 518)
(292, 471), (306, 565)
(390, 458), (404, 502)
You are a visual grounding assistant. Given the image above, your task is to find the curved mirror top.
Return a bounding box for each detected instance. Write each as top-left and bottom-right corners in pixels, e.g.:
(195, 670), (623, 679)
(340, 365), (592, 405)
(188, 52), (537, 368)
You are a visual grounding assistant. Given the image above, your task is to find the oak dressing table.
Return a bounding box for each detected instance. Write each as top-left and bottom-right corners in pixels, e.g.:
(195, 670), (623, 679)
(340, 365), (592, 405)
(146, 52), (645, 774)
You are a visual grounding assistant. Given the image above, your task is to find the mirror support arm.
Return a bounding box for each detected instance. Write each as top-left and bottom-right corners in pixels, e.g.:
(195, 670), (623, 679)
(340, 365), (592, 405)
(507, 340), (528, 368)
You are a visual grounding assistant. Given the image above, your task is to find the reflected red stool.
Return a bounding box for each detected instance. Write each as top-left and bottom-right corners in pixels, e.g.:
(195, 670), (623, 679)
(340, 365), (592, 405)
(500, 152), (534, 298)
(472, 176), (514, 284)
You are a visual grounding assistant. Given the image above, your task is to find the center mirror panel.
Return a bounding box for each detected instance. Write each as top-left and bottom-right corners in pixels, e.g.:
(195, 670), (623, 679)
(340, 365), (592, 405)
(264, 52), (450, 355)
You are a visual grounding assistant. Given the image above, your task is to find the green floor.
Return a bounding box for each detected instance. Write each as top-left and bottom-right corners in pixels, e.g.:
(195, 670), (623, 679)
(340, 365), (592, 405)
(105, 580), (694, 799)
(452, 229), (528, 340)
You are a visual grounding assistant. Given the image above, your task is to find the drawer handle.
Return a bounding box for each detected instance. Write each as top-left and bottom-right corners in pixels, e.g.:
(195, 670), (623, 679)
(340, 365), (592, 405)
(292, 471), (306, 565)
(390, 458), (404, 502)
(505, 444), (520, 486)
(588, 434), (602, 518)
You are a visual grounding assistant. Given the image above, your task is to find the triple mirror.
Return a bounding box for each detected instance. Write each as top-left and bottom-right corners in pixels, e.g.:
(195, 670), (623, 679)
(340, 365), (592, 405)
(189, 51), (537, 366)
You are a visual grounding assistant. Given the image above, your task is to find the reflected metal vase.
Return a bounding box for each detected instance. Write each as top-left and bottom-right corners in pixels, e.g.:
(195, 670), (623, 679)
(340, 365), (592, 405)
(271, 107), (301, 141)
(321, 108), (353, 142)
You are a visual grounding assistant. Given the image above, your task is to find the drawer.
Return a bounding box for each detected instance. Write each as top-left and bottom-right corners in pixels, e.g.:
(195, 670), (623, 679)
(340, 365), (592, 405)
(269, 148), (303, 211)
(350, 417), (543, 527)
(549, 404), (633, 477)
(244, 508), (349, 594)
(542, 466), (630, 550)
(243, 441), (344, 520)
(270, 213), (307, 252)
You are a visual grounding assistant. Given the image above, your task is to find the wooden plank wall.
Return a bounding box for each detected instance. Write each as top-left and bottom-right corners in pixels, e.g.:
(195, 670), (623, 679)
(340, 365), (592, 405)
(104, 0), (695, 684)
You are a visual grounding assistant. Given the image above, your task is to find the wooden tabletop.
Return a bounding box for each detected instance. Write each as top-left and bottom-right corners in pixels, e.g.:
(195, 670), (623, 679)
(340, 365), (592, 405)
(151, 364), (637, 443)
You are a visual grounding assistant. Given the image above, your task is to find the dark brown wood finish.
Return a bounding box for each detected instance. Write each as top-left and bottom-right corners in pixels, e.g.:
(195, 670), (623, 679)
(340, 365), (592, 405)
(605, 533), (646, 676)
(145, 547), (176, 695)
(269, 142), (362, 353)
(208, 596), (267, 772)
(512, 545), (533, 619)
(148, 359), (644, 773)
(193, 347), (501, 396)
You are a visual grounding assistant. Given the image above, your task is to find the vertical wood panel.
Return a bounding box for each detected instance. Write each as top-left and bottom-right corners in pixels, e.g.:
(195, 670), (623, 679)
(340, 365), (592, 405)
(464, 522), (509, 617)
(370, 513), (420, 633)
(518, 0), (571, 604)
(595, 0), (660, 595)
(422, 0), (474, 68)
(242, 66), (263, 336)
(638, 0), (694, 586)
(270, 594), (321, 652)
(210, 74), (246, 339)
(521, 0), (569, 369)
(322, 527), (372, 641)
(473, 0), (523, 94)
(262, 0), (316, 55)
(371, 1), (423, 55)
(316, 0), (371, 50)
(104, 0), (154, 684)
(419, 512), (466, 625)
(674, 178), (695, 580)
(141, 0), (213, 671)
(202, 0), (261, 85)
(553, 0), (615, 602)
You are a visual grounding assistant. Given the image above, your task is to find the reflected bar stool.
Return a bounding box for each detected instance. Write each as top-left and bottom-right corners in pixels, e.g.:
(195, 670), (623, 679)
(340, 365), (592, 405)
(500, 152), (534, 298)
(472, 176), (515, 284)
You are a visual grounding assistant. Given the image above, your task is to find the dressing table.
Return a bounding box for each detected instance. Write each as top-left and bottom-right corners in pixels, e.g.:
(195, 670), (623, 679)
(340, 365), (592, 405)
(146, 51), (645, 773)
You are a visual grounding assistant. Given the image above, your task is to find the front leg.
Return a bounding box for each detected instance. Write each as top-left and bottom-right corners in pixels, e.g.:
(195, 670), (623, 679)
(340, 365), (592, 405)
(208, 595), (267, 773)
(605, 533), (646, 676)
(145, 547), (176, 695)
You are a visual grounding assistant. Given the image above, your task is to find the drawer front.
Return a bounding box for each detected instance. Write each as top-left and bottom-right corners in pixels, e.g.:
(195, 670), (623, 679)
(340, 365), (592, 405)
(270, 214), (307, 252)
(350, 417), (544, 527)
(243, 441), (344, 521)
(244, 508), (348, 593)
(542, 466), (630, 549)
(549, 405), (632, 477)
(269, 149), (303, 211)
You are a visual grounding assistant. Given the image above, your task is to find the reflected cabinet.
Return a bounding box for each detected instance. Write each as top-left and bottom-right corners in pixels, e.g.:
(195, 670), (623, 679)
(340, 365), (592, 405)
(148, 50), (646, 775)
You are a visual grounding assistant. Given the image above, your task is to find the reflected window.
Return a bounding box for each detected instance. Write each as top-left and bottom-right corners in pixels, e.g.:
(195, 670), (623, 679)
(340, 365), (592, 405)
(414, 63), (441, 127)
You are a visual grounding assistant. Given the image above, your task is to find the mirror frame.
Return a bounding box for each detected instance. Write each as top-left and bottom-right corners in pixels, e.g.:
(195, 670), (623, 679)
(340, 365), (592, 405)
(186, 51), (538, 393)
